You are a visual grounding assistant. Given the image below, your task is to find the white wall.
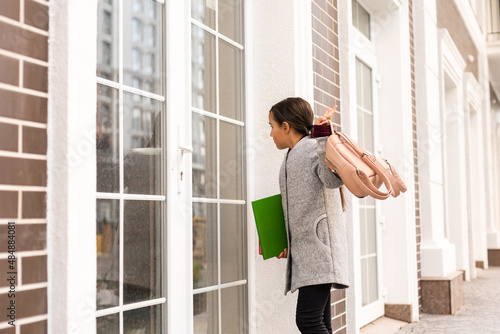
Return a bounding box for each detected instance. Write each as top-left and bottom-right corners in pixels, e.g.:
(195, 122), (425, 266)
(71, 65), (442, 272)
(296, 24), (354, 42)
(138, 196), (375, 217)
(48, 0), (98, 333)
(247, 1), (310, 333)
(372, 1), (419, 321)
(414, 0), (458, 278)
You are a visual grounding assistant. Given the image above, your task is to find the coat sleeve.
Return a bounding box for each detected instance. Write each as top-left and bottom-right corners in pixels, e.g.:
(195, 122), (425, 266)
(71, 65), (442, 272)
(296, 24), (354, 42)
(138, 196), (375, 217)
(313, 137), (343, 189)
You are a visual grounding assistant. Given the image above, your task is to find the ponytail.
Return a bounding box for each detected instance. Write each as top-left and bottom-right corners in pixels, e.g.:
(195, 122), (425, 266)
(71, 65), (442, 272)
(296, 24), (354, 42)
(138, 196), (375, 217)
(339, 186), (346, 212)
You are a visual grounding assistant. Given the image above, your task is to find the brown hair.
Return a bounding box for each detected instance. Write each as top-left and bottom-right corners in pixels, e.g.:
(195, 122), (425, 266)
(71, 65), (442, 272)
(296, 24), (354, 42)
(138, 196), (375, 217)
(269, 97), (314, 136)
(270, 97), (346, 212)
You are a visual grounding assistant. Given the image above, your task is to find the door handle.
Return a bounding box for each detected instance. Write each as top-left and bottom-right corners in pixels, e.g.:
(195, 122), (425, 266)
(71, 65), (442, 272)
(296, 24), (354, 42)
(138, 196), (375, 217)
(177, 145), (193, 194)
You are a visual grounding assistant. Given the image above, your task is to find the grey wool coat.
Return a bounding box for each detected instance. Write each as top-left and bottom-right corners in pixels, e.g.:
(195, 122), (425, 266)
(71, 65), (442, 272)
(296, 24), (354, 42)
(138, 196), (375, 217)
(279, 135), (349, 295)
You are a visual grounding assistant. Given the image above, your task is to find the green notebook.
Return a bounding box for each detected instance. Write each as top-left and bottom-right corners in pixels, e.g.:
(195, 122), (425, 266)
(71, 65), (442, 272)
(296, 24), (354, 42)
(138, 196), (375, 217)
(251, 194), (288, 260)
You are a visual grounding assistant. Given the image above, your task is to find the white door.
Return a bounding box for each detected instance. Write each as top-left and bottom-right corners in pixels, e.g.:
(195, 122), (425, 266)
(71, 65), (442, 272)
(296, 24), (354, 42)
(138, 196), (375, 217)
(190, 1), (248, 333)
(355, 58), (384, 326)
(95, 0), (167, 332)
(95, 1), (248, 333)
(351, 0), (384, 325)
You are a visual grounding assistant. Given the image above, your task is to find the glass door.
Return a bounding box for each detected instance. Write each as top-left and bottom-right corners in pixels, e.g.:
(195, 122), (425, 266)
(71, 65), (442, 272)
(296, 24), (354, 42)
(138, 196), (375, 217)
(355, 58), (384, 326)
(96, 0), (166, 332)
(190, 1), (248, 333)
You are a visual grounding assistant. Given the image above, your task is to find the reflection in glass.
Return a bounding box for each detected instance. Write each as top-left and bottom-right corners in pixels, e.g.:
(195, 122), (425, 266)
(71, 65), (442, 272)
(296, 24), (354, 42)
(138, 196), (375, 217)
(221, 285), (247, 334)
(219, 40), (243, 121)
(97, 84), (120, 193)
(218, 0), (243, 44)
(123, 0), (163, 94)
(124, 305), (163, 334)
(191, 0), (216, 30)
(96, 199), (120, 310)
(97, 0), (118, 80)
(103, 11), (112, 35)
(97, 313), (119, 334)
(220, 204), (246, 284)
(123, 200), (163, 304)
(192, 113), (217, 198)
(191, 25), (217, 113)
(123, 92), (163, 195)
(219, 121), (245, 200)
(193, 203), (218, 289)
(193, 291), (218, 334)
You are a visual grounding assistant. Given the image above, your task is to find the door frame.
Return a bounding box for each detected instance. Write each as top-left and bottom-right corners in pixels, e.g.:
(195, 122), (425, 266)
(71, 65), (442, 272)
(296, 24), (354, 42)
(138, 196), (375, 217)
(348, 1), (385, 326)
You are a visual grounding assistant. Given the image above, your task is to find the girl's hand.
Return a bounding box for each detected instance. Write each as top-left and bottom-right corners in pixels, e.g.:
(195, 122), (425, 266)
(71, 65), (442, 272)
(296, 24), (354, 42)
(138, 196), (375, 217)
(315, 105), (337, 125)
(276, 248), (288, 259)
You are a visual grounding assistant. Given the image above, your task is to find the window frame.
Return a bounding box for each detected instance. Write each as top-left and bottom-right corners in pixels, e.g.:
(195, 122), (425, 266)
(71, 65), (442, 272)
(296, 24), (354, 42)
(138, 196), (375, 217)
(190, 0), (249, 332)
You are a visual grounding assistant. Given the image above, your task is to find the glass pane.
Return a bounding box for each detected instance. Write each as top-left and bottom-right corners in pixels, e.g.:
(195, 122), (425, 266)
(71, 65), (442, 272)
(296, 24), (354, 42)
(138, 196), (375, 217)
(221, 285), (247, 334)
(361, 257), (369, 306)
(97, 313), (119, 334)
(97, 1), (119, 80)
(359, 208), (366, 256)
(97, 84), (120, 193)
(357, 107), (364, 147)
(368, 256), (379, 304)
(123, 304), (163, 334)
(192, 25), (217, 113)
(220, 121), (244, 200)
(123, 92), (164, 195)
(96, 199), (120, 310)
(124, 200), (163, 304)
(363, 111), (374, 152)
(191, 0), (216, 29)
(192, 113), (217, 198)
(218, 0), (243, 44)
(353, 1), (370, 40)
(193, 291), (218, 334)
(193, 203), (218, 289)
(219, 40), (243, 121)
(123, 0), (163, 94)
(366, 207), (376, 254)
(356, 60), (363, 108)
(220, 204), (246, 283)
(362, 62), (373, 110)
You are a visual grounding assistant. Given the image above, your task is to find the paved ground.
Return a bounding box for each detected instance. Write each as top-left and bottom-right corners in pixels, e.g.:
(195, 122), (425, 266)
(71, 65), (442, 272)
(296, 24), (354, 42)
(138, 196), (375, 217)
(396, 267), (500, 334)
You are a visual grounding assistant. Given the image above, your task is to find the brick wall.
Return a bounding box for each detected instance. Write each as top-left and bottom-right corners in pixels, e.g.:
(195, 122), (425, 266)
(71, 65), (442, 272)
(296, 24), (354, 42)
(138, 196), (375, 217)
(312, 0), (346, 333)
(312, 0), (342, 130)
(436, 0), (479, 80)
(0, 0), (49, 333)
(408, 0), (422, 311)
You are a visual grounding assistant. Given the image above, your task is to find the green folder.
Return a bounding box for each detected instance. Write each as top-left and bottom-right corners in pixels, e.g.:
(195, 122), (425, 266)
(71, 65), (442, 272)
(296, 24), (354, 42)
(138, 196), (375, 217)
(251, 194), (288, 260)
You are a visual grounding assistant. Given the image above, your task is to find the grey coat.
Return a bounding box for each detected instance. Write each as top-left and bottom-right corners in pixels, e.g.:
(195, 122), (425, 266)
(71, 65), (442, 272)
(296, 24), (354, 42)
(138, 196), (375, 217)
(279, 136), (349, 295)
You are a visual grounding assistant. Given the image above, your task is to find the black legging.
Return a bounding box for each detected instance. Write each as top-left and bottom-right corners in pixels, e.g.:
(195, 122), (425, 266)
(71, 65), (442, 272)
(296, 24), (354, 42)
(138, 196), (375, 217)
(296, 284), (333, 334)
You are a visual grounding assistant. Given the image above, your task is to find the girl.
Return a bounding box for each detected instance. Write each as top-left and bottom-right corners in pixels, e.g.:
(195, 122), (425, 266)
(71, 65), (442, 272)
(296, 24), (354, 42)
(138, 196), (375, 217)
(269, 97), (349, 334)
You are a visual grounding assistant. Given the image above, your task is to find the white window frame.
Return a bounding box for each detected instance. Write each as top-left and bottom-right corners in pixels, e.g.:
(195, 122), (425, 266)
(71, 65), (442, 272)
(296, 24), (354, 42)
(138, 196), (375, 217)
(48, 1), (192, 333)
(190, 2), (249, 333)
(348, 0), (385, 327)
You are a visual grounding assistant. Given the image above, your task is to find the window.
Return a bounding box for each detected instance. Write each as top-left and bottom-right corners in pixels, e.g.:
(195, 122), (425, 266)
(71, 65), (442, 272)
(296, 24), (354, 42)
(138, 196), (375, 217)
(96, 0), (166, 333)
(355, 58), (378, 307)
(352, 0), (371, 40)
(132, 48), (141, 71)
(132, 18), (142, 42)
(102, 41), (112, 66)
(144, 24), (155, 47)
(191, 0), (247, 332)
(103, 10), (112, 35)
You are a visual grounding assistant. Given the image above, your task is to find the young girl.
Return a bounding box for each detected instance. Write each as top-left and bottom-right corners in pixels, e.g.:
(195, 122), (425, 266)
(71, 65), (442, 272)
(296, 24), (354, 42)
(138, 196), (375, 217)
(269, 97), (349, 334)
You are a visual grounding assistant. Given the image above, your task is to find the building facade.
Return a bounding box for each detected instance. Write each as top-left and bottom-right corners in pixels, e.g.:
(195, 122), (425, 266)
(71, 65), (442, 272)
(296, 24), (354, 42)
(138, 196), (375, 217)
(0, 0), (499, 334)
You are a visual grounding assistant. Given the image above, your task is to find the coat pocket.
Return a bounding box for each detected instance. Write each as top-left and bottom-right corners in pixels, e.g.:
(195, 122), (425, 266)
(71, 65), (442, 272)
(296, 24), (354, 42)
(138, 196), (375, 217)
(313, 214), (330, 249)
